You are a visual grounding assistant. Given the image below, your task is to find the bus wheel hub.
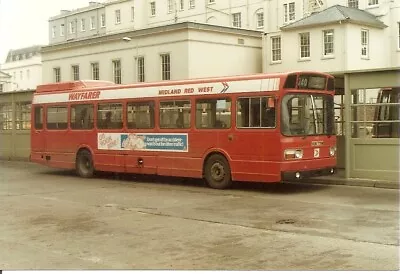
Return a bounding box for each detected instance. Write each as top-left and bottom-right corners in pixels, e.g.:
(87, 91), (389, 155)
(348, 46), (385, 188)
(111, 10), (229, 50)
(211, 163), (225, 181)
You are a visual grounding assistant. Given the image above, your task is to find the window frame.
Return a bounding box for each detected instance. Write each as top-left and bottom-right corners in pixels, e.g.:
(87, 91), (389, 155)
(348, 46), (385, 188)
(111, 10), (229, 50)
(46, 105), (68, 130)
(60, 24), (65, 36)
(159, 100), (191, 129)
(137, 56), (145, 82)
(256, 11), (264, 28)
(72, 65), (80, 81)
(81, 18), (86, 32)
(0, 104), (13, 130)
(361, 29), (369, 58)
(112, 59), (122, 84)
(271, 36), (282, 63)
(299, 32), (310, 59)
(70, 104), (94, 130)
(127, 101), (155, 129)
(161, 54), (171, 81)
(348, 0), (359, 8)
(53, 67), (61, 83)
(15, 102), (31, 130)
(236, 96), (277, 129)
(97, 103), (123, 130)
(100, 14), (106, 28)
(150, 1), (156, 16)
(232, 12), (242, 28)
(323, 29), (334, 57)
(115, 9), (121, 24)
(91, 62), (99, 80)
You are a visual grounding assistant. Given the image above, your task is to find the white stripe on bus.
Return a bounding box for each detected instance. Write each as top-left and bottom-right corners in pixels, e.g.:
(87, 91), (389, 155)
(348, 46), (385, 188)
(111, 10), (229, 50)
(32, 78), (280, 104)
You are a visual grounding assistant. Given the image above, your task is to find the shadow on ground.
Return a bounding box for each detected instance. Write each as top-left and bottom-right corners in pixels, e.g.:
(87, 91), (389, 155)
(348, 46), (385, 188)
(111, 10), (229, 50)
(37, 167), (332, 195)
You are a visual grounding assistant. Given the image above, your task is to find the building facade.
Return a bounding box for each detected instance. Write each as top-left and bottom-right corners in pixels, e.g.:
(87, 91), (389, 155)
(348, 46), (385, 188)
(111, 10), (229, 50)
(262, 0), (400, 182)
(0, 46), (43, 92)
(48, 0), (266, 45)
(42, 22), (263, 84)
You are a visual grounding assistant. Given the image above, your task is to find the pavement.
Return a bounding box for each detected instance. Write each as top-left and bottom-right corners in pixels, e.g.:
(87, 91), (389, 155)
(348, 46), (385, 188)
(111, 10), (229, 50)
(0, 160), (399, 270)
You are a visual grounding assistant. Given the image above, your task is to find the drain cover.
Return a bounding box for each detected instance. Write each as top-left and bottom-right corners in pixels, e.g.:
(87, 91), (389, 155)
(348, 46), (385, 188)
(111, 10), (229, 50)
(276, 219), (296, 224)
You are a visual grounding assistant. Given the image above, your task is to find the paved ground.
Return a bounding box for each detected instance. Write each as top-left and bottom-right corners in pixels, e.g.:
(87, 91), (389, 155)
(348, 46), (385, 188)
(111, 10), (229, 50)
(0, 161), (399, 270)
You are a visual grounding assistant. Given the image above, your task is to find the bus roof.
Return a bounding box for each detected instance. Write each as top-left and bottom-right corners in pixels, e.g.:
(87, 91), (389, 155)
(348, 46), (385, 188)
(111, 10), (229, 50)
(36, 80), (116, 93)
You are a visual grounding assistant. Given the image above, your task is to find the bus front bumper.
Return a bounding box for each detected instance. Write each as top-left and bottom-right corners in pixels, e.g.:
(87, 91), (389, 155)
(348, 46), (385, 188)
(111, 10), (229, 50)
(281, 167), (336, 181)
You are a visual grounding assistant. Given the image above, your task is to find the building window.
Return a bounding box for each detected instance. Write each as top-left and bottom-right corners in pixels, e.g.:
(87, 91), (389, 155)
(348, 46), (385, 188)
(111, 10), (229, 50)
(100, 14), (105, 28)
(115, 9), (121, 24)
(232, 12), (241, 28)
(53, 67), (61, 83)
(300, 32), (310, 59)
(368, 0), (378, 5)
(20, 71), (23, 80)
(161, 54), (170, 81)
(271, 36), (281, 62)
(398, 22), (400, 49)
(27, 69), (30, 79)
(284, 2), (295, 23)
(0, 104), (13, 130)
(168, 0), (173, 13)
(137, 56), (145, 82)
(15, 102), (31, 130)
(131, 6), (135, 21)
(52, 26), (56, 38)
(60, 24), (65, 36)
(256, 11), (264, 28)
(150, 2), (156, 16)
(361, 29), (369, 58)
(72, 65), (80, 81)
(160, 100), (191, 129)
(69, 21), (76, 34)
(323, 29), (334, 56)
(0, 84), (3, 93)
(348, 0), (358, 8)
(91, 16), (96, 29)
(91, 62), (99, 80)
(81, 19), (86, 31)
(189, 0), (195, 9)
(180, 0), (184, 10)
(112, 60), (122, 84)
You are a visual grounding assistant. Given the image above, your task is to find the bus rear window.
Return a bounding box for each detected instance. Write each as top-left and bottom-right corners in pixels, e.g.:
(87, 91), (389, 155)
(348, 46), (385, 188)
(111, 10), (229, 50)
(34, 106), (43, 130)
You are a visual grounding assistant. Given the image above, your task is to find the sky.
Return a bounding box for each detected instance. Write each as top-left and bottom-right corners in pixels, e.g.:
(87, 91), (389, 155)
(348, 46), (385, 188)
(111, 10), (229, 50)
(0, 0), (92, 63)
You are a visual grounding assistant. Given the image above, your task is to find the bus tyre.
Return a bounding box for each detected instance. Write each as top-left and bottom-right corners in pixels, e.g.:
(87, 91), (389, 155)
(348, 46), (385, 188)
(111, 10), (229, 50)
(76, 150), (94, 178)
(204, 154), (232, 189)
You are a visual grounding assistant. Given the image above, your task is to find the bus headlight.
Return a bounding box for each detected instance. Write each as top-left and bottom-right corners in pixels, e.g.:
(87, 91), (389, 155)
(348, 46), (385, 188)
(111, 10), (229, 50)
(284, 149), (303, 160)
(329, 146), (337, 157)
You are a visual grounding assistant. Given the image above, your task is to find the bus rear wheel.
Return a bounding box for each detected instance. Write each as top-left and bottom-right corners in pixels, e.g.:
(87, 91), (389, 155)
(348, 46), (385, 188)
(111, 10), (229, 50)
(76, 150), (94, 178)
(204, 154), (232, 189)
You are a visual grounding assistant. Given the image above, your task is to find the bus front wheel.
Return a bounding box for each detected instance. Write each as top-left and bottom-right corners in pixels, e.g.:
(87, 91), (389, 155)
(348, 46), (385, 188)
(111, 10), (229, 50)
(204, 154), (232, 189)
(76, 150), (94, 178)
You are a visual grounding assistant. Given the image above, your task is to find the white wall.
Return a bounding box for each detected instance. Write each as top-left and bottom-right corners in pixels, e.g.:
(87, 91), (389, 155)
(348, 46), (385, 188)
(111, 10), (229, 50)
(42, 25), (262, 84)
(1, 55), (42, 91)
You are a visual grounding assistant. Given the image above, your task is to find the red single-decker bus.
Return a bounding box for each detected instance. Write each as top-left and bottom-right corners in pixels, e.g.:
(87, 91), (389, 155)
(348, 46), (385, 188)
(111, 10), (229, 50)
(31, 72), (336, 189)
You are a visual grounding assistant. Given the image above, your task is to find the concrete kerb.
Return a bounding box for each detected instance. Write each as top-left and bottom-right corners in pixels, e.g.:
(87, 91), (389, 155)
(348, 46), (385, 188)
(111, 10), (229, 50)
(287, 176), (399, 189)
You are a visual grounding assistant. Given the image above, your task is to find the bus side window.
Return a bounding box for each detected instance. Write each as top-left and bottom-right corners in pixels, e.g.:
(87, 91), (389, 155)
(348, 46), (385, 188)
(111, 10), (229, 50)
(97, 103), (123, 129)
(127, 101), (155, 129)
(71, 104), (94, 130)
(195, 98), (231, 129)
(34, 106), (43, 130)
(237, 96), (275, 128)
(46, 106), (68, 130)
(160, 100), (191, 129)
